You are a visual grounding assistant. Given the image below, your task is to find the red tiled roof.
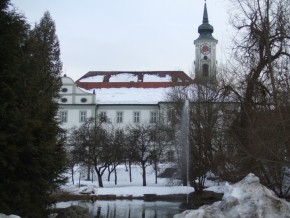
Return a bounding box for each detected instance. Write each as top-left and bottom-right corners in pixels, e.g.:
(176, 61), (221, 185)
(76, 71), (194, 89)
(76, 81), (193, 89)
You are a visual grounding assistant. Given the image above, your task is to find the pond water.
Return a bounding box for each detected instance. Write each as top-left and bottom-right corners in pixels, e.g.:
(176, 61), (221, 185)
(56, 200), (184, 218)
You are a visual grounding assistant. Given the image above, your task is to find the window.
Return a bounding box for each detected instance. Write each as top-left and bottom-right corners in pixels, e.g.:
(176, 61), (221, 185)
(203, 64), (209, 77)
(61, 98), (67, 103)
(134, 111), (140, 123)
(79, 111), (87, 122)
(150, 132), (157, 142)
(99, 111), (107, 122)
(167, 108), (176, 121)
(60, 132), (66, 140)
(116, 129), (124, 137)
(116, 111), (123, 123)
(81, 98), (87, 103)
(60, 111), (68, 123)
(167, 151), (175, 162)
(61, 87), (68, 93)
(150, 111), (158, 123)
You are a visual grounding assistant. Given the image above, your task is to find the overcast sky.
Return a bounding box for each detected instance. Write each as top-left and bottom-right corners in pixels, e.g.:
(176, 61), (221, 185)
(10, 0), (231, 81)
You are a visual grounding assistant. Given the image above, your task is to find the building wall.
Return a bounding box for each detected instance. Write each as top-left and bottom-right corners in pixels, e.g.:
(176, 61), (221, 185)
(60, 76), (96, 105)
(96, 104), (160, 128)
(58, 76), (96, 130)
(59, 105), (96, 130)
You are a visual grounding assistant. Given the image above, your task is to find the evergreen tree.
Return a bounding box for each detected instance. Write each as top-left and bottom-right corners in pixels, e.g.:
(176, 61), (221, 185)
(0, 2), (66, 217)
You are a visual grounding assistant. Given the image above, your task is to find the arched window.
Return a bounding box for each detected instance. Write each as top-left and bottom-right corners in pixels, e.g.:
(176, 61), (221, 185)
(203, 64), (209, 77)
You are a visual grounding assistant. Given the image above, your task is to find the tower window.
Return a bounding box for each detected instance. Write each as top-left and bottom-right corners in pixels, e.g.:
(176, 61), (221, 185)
(203, 56), (208, 60)
(203, 64), (209, 77)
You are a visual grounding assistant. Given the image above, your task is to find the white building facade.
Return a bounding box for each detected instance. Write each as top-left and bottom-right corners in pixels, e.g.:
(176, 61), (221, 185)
(58, 76), (96, 130)
(59, 71), (193, 127)
(58, 2), (218, 163)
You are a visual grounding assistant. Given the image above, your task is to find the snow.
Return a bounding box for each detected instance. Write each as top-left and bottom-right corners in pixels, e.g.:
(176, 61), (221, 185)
(174, 173), (290, 218)
(108, 74), (137, 82)
(143, 74), (172, 82)
(61, 164), (195, 197)
(4, 165), (290, 217)
(0, 214), (21, 218)
(91, 87), (171, 104)
(79, 73), (173, 83)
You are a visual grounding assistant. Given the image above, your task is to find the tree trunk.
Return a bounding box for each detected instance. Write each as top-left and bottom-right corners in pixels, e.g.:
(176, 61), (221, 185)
(107, 167), (112, 182)
(142, 162), (147, 186)
(87, 165), (91, 181)
(79, 171), (81, 188)
(125, 160), (128, 171)
(154, 160), (158, 184)
(129, 160), (132, 183)
(71, 166), (74, 185)
(94, 166), (104, 187)
(91, 169), (94, 183)
(114, 167), (117, 185)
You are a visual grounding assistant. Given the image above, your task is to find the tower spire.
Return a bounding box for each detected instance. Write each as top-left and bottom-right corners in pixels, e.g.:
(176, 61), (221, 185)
(203, 1), (209, 24)
(197, 1), (214, 39)
(194, 1), (218, 84)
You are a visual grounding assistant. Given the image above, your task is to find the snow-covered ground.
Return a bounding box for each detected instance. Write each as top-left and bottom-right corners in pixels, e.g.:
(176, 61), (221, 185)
(61, 164), (204, 197)
(58, 165), (290, 218)
(4, 165), (290, 217)
(57, 164), (224, 217)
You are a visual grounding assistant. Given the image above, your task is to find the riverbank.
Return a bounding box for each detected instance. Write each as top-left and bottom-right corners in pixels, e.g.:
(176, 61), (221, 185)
(52, 189), (223, 207)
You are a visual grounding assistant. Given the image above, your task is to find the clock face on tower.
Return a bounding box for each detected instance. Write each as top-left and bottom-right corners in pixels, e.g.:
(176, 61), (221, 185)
(200, 43), (211, 55)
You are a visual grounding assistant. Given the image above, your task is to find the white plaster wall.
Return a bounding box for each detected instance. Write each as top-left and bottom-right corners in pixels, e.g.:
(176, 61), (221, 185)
(60, 95), (73, 104)
(61, 85), (73, 94)
(75, 95), (95, 104)
(59, 105), (95, 130)
(62, 77), (74, 84)
(97, 105), (159, 128)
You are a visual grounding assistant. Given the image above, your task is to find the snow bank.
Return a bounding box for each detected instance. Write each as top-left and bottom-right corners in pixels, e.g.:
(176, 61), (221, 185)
(0, 214), (21, 218)
(174, 173), (290, 218)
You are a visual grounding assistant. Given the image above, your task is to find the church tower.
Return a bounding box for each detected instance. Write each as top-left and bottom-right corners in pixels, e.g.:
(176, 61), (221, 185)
(194, 1), (218, 84)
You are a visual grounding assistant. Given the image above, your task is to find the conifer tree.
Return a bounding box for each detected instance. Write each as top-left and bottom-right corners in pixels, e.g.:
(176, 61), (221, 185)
(0, 2), (66, 217)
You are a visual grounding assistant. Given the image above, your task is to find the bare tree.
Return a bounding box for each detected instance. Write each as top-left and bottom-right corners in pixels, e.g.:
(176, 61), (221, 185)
(166, 82), (233, 191)
(225, 0), (290, 197)
(66, 127), (80, 185)
(107, 129), (126, 185)
(150, 122), (173, 184)
(189, 83), (231, 192)
(125, 123), (170, 186)
(70, 118), (115, 188)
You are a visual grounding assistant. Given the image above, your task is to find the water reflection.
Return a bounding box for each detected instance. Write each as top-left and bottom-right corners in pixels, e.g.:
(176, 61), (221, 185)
(56, 200), (182, 218)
